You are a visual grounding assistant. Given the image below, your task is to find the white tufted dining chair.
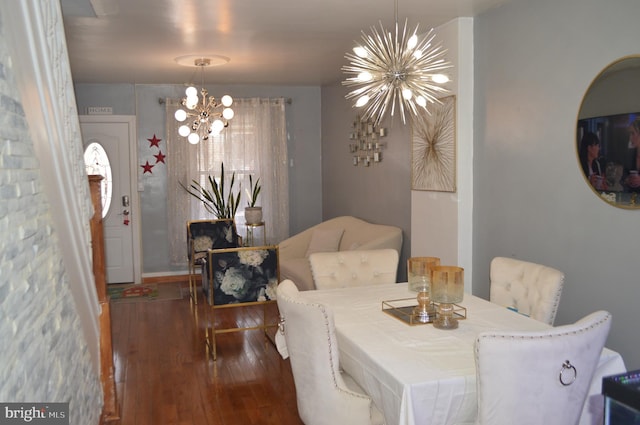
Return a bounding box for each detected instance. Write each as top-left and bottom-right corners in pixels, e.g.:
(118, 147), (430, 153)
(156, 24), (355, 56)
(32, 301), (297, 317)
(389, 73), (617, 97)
(309, 249), (399, 290)
(489, 256), (565, 325)
(474, 310), (612, 425)
(276, 280), (385, 425)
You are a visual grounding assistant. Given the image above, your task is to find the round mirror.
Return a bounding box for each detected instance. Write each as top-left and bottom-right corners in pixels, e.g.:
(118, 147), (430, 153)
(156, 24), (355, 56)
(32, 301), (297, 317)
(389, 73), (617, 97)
(577, 55), (640, 209)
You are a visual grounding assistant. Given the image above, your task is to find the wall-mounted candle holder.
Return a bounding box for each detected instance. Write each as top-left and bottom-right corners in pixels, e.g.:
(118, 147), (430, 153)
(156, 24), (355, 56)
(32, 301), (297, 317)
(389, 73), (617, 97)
(349, 115), (387, 166)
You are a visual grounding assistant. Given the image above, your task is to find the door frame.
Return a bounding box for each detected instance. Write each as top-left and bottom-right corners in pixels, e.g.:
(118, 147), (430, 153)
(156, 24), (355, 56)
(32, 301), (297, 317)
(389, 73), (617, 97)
(80, 115), (142, 284)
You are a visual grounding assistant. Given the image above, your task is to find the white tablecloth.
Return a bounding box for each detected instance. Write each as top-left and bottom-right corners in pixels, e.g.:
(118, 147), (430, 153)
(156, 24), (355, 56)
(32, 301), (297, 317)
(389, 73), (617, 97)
(299, 283), (626, 425)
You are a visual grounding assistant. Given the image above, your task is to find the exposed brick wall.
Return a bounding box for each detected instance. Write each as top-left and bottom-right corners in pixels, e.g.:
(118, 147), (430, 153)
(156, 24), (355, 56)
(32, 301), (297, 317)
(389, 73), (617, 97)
(0, 14), (102, 425)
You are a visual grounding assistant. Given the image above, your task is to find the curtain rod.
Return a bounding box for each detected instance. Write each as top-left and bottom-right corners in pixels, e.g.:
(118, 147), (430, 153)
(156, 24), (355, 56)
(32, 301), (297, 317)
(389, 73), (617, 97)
(158, 97), (292, 105)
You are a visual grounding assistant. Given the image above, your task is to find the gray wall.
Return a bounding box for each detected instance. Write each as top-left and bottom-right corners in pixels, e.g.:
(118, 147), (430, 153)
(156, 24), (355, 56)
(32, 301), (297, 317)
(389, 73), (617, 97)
(474, 0), (640, 369)
(320, 83), (412, 281)
(0, 16), (102, 421)
(75, 83), (323, 274)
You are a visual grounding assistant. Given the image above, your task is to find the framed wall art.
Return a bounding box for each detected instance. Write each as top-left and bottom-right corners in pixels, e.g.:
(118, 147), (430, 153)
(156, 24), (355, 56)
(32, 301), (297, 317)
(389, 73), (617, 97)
(411, 95), (456, 192)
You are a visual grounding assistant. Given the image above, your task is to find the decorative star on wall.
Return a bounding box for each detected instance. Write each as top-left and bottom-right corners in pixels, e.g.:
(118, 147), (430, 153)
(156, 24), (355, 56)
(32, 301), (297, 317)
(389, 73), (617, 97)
(142, 134), (164, 176)
(147, 134), (161, 148)
(141, 161), (154, 174)
(154, 151), (166, 164)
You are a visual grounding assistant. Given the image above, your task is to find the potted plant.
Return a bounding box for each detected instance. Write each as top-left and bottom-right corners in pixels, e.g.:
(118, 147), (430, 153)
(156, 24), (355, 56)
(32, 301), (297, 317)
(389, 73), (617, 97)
(244, 175), (263, 225)
(181, 162), (241, 219)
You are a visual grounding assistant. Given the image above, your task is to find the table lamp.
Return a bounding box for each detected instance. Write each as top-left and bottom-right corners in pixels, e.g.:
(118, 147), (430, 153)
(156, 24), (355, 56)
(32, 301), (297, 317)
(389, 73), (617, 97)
(408, 257), (441, 323)
(431, 265), (464, 329)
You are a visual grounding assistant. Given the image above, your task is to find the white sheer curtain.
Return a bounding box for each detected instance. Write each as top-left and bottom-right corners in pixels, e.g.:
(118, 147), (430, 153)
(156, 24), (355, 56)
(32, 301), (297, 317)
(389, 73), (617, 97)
(166, 97), (289, 266)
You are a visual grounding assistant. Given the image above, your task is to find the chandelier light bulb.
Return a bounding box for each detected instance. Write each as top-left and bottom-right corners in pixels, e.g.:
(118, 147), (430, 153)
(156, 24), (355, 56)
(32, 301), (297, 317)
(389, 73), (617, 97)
(356, 95), (370, 107)
(342, 21), (452, 125)
(353, 46), (368, 58)
(187, 132), (200, 144)
(186, 95), (198, 109)
(357, 71), (373, 82)
(407, 34), (418, 49)
(185, 86), (198, 97)
(432, 74), (450, 84)
(175, 109), (187, 122)
(211, 119), (224, 133)
(221, 95), (233, 107)
(178, 125), (190, 137)
(222, 108), (234, 120)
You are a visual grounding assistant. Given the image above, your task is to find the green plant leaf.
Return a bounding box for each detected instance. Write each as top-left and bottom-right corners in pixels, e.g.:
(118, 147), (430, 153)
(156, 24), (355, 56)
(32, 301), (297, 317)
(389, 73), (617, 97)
(246, 175), (262, 207)
(179, 162), (242, 219)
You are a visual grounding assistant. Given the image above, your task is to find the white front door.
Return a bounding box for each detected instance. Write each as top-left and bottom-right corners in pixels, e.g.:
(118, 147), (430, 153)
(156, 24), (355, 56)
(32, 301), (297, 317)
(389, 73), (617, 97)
(80, 116), (141, 284)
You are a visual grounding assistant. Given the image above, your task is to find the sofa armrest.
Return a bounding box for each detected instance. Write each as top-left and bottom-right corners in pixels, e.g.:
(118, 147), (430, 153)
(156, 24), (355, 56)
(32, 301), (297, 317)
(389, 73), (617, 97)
(279, 257), (315, 291)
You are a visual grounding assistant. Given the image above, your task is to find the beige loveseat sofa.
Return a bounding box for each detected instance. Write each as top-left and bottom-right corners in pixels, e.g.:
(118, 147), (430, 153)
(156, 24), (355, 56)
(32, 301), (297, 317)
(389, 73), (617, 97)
(278, 216), (403, 291)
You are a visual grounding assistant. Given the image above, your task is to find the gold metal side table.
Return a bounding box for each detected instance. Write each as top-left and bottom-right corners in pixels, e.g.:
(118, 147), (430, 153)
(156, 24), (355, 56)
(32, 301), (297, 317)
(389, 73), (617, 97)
(245, 222), (266, 246)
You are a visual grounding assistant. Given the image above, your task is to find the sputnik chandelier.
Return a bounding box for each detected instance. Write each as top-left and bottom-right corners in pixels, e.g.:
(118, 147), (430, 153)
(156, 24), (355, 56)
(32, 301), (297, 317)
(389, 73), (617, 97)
(342, 2), (452, 126)
(174, 56), (234, 145)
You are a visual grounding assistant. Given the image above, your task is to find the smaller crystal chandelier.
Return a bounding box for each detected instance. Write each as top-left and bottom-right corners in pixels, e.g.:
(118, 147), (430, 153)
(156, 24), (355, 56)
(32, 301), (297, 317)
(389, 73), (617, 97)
(342, 2), (452, 126)
(174, 57), (234, 145)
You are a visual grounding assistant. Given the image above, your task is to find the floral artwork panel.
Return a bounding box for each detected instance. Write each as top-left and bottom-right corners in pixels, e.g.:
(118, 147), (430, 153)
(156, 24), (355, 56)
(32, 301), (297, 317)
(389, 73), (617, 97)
(411, 95), (456, 192)
(188, 219), (239, 251)
(206, 247), (279, 305)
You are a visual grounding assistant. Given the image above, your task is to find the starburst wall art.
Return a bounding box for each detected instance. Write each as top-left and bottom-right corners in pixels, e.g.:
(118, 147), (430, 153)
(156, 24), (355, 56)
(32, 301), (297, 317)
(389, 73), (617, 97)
(411, 95), (456, 192)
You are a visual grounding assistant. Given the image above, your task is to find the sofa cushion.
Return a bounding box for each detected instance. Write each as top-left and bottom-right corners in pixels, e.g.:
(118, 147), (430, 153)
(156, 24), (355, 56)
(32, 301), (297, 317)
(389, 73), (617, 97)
(309, 249), (399, 290)
(304, 228), (344, 257)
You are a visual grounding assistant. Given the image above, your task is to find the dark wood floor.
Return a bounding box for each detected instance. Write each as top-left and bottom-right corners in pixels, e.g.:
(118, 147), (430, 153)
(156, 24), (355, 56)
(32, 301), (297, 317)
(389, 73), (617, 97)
(110, 283), (304, 425)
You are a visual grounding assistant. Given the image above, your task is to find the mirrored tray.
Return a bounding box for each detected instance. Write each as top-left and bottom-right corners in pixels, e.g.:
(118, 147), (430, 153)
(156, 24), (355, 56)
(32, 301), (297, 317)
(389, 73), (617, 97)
(382, 297), (467, 326)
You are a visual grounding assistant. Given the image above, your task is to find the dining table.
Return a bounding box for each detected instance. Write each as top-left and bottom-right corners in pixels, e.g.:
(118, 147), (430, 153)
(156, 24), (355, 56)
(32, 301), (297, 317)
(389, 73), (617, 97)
(298, 282), (626, 425)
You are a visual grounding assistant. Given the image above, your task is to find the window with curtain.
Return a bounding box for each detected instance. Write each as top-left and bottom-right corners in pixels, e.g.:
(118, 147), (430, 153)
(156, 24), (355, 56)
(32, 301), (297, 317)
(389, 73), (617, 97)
(166, 97), (289, 266)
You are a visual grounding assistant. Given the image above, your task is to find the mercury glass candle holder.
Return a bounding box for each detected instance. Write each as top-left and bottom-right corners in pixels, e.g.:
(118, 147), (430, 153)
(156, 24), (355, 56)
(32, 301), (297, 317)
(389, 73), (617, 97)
(407, 257), (441, 323)
(431, 266), (464, 330)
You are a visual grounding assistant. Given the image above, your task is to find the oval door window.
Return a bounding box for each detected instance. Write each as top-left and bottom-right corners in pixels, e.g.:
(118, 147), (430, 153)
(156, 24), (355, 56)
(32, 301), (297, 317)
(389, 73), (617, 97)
(83, 142), (113, 218)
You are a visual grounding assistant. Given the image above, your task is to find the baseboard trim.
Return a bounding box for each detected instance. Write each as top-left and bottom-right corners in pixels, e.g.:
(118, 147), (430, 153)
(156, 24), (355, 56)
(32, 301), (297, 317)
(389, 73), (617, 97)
(142, 270), (188, 278)
(142, 274), (201, 285)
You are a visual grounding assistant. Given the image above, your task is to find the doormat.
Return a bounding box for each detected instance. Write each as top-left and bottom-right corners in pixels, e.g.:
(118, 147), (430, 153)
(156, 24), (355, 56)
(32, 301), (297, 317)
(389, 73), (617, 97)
(108, 282), (185, 303)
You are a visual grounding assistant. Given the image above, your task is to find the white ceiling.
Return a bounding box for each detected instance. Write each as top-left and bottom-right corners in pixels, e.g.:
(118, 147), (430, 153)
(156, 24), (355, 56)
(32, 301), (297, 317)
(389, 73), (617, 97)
(60, 0), (508, 86)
